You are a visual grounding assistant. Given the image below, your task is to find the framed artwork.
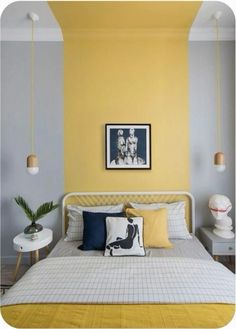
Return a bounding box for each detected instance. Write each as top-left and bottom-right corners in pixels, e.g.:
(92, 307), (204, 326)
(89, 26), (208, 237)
(105, 124), (151, 169)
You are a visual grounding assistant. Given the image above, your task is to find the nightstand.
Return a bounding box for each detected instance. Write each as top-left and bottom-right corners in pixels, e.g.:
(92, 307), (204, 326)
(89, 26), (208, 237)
(13, 228), (53, 281)
(199, 227), (235, 261)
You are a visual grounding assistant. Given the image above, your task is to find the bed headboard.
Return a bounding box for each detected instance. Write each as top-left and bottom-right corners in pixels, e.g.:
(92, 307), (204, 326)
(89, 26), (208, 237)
(62, 191), (195, 235)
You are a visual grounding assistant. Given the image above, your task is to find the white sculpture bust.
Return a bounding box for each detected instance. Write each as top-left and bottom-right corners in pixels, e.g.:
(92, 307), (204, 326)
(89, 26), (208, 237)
(209, 194), (234, 239)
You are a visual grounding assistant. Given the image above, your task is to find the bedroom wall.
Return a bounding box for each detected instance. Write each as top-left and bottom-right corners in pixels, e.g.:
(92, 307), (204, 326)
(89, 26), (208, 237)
(189, 41), (235, 233)
(1, 41), (64, 263)
(62, 33), (190, 192)
(1, 2), (234, 263)
(49, 1), (202, 194)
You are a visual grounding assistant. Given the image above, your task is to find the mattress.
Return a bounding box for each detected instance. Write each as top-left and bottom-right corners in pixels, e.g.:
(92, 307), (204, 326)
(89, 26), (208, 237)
(1, 254), (234, 328)
(48, 234), (212, 260)
(2, 256), (234, 305)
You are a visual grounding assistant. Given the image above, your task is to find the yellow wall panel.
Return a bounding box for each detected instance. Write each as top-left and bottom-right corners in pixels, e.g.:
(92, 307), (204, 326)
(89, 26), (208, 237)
(49, 2), (201, 193)
(63, 35), (188, 191)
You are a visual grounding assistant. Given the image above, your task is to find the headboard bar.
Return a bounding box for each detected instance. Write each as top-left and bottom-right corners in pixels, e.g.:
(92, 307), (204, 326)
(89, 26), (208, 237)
(62, 191), (195, 235)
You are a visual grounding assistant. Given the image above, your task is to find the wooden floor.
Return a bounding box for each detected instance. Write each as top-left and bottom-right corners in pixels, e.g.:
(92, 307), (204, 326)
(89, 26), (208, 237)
(221, 258), (235, 273)
(1, 264), (30, 294)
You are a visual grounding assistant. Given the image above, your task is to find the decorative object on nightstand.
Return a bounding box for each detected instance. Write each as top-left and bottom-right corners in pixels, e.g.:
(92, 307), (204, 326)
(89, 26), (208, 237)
(199, 227), (235, 262)
(14, 196), (58, 236)
(209, 194), (234, 239)
(13, 228), (53, 281)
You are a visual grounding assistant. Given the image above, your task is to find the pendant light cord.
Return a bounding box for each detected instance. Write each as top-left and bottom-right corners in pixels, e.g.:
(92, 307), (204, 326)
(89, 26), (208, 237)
(30, 18), (35, 154)
(215, 17), (222, 151)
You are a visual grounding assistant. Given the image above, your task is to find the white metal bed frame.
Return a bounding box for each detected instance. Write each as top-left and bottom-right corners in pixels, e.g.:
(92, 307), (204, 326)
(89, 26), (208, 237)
(62, 191), (195, 235)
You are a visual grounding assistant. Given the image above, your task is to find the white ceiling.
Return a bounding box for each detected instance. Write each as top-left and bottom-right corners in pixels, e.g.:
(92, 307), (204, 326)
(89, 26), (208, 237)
(189, 1), (235, 40)
(1, 1), (63, 41)
(193, 1), (235, 28)
(1, 1), (235, 41)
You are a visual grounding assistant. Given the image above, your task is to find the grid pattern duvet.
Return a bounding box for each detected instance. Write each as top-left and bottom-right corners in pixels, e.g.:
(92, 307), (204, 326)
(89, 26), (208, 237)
(48, 235), (212, 260)
(2, 256), (234, 306)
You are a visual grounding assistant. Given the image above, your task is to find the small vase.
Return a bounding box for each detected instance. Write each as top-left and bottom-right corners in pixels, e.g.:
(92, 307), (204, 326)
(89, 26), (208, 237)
(24, 222), (43, 234)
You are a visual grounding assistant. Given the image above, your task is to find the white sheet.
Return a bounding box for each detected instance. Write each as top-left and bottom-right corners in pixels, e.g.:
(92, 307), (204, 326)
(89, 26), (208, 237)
(48, 235), (212, 260)
(1, 256), (234, 306)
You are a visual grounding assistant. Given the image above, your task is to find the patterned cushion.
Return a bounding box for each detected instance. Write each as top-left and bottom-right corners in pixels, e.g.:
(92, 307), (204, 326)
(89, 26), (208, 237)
(104, 217), (145, 256)
(65, 204), (124, 241)
(129, 201), (192, 239)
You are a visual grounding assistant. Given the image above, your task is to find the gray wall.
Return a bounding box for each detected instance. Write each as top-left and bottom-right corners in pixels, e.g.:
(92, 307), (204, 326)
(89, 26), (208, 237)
(1, 41), (64, 263)
(189, 41), (235, 234)
(1, 39), (235, 262)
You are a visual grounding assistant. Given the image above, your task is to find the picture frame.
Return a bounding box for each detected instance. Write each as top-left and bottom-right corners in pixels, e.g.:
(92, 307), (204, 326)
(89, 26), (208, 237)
(105, 124), (151, 169)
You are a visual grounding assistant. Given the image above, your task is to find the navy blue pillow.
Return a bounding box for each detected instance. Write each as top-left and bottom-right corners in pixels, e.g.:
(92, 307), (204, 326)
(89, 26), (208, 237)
(78, 211), (124, 251)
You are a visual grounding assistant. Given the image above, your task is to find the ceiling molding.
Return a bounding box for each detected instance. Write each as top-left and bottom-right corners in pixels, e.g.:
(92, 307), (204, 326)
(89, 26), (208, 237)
(62, 28), (190, 39)
(189, 27), (235, 41)
(2, 26), (234, 42)
(1, 28), (63, 42)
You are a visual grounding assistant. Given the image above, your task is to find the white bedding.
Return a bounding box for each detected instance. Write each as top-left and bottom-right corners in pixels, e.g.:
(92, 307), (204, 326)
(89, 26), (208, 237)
(2, 256), (234, 306)
(48, 235), (212, 260)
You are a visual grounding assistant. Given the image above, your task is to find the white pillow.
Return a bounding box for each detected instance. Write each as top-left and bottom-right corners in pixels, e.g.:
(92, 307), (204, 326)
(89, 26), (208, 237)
(129, 201), (192, 239)
(65, 204), (124, 241)
(105, 216), (145, 256)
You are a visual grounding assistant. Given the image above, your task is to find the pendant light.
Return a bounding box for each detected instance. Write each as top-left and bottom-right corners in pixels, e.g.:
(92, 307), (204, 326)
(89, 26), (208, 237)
(213, 11), (225, 172)
(27, 12), (39, 175)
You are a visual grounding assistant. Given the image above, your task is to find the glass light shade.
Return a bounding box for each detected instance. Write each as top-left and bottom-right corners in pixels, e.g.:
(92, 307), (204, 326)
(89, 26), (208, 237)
(214, 164), (226, 172)
(27, 154), (39, 175)
(27, 166), (39, 175)
(214, 152), (225, 172)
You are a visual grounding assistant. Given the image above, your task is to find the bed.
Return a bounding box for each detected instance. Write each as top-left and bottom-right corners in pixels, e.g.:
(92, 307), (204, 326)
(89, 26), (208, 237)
(1, 191), (235, 328)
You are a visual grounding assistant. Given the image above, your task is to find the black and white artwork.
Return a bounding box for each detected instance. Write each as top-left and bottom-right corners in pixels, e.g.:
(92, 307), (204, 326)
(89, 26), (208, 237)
(104, 216), (145, 257)
(105, 124), (151, 169)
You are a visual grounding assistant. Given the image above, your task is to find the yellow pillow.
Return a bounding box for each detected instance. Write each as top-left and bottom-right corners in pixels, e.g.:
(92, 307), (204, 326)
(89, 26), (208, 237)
(126, 208), (172, 248)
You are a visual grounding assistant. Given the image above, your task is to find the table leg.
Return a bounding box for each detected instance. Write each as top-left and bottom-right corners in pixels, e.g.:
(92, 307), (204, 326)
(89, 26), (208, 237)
(35, 250), (39, 263)
(213, 255), (219, 261)
(30, 251), (34, 265)
(13, 252), (22, 281)
(45, 245), (50, 255)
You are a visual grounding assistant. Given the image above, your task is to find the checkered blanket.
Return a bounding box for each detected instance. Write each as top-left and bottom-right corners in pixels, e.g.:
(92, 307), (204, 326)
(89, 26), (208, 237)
(1, 256), (235, 305)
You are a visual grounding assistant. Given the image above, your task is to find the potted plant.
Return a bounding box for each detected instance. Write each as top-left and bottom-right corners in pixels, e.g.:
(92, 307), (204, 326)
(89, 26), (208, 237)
(14, 196), (58, 235)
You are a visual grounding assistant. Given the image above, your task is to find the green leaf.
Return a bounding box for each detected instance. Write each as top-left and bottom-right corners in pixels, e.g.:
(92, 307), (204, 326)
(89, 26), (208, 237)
(14, 196), (58, 223)
(14, 196), (35, 221)
(34, 202), (59, 221)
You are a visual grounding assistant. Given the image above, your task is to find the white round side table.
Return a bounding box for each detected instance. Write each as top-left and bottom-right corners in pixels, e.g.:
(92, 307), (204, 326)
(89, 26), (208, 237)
(13, 228), (53, 281)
